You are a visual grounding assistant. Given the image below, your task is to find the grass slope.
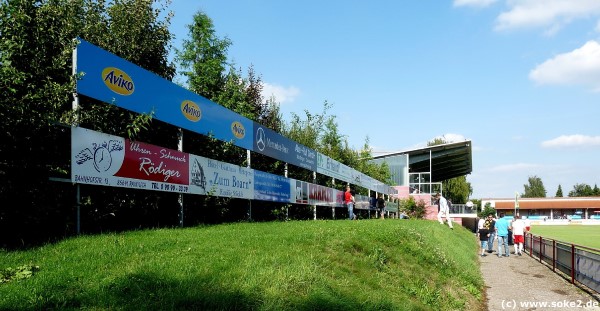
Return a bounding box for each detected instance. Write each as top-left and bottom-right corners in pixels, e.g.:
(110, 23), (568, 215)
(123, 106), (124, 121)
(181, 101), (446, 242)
(0, 220), (484, 310)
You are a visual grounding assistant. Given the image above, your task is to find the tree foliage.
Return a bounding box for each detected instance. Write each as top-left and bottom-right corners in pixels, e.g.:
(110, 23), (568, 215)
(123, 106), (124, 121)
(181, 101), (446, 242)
(283, 102), (391, 193)
(478, 203), (496, 218)
(568, 183), (594, 197)
(0, 0), (176, 248)
(522, 175), (546, 198)
(555, 184), (563, 197)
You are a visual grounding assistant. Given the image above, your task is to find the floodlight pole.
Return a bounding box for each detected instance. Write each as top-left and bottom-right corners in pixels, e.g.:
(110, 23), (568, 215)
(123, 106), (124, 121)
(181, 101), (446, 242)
(515, 191), (520, 217)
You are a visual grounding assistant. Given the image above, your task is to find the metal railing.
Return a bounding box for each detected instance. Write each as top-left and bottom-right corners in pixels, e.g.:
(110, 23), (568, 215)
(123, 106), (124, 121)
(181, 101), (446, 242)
(525, 233), (600, 295)
(449, 204), (477, 215)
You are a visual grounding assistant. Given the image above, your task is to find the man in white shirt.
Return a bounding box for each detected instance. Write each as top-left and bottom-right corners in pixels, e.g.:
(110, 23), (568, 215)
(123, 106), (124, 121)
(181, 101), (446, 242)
(435, 193), (453, 229)
(511, 215), (526, 256)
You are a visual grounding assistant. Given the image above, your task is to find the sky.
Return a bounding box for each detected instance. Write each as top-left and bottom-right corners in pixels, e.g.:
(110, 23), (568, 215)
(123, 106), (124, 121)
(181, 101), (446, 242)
(166, 0), (600, 200)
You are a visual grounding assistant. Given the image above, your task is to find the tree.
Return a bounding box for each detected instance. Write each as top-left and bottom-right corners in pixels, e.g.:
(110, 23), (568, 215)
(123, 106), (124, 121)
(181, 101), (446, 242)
(594, 184), (600, 196)
(555, 184), (563, 197)
(176, 11), (230, 100)
(427, 138), (472, 203)
(478, 202), (496, 218)
(0, 0), (176, 248)
(522, 175), (546, 198)
(568, 183), (594, 197)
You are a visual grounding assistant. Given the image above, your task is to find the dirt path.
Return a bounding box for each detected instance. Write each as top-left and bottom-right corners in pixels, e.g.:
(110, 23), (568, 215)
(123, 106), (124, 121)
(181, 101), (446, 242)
(480, 250), (600, 311)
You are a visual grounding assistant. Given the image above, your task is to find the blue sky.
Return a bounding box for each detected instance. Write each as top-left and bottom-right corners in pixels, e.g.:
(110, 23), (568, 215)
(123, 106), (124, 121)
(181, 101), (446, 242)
(167, 0), (600, 200)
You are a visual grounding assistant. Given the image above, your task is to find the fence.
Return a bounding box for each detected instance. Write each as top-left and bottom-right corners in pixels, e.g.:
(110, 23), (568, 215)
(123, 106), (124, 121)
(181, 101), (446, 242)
(525, 233), (600, 296)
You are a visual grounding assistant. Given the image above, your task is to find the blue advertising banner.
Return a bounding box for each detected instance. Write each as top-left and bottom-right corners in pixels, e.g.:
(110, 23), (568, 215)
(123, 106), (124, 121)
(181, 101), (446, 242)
(253, 123), (317, 171)
(254, 171), (292, 202)
(76, 38), (254, 150)
(75, 39), (394, 195)
(316, 153), (352, 182)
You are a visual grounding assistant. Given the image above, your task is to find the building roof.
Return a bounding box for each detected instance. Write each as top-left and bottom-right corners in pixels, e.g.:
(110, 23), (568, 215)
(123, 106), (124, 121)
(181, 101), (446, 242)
(372, 140), (472, 182)
(485, 197), (600, 210)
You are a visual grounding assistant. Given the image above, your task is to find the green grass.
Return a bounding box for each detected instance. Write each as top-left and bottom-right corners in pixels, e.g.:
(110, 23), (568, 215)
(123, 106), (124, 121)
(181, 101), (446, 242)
(529, 225), (600, 249)
(0, 220), (484, 310)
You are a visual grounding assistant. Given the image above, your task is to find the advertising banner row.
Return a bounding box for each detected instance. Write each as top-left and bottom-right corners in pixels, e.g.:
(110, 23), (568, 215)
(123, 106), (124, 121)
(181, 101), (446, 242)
(75, 38), (395, 195)
(72, 127), (371, 208)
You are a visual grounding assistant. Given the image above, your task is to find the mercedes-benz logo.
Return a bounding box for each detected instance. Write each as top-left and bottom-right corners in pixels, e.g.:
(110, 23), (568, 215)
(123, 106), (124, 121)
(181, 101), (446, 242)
(256, 127), (266, 151)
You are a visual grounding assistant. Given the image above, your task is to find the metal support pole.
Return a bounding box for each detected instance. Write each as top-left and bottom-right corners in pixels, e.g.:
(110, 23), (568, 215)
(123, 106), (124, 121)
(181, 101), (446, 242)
(552, 240), (556, 272)
(332, 178), (335, 219)
(73, 40), (81, 235)
(76, 184), (81, 234)
(539, 236), (543, 263)
(570, 244), (575, 284)
(247, 150), (252, 221)
(313, 171), (317, 220)
(178, 128), (184, 227)
(284, 163), (288, 220)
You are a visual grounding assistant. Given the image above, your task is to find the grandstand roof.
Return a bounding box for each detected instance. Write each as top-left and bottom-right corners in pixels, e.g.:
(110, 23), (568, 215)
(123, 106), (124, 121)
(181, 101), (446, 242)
(372, 140), (472, 182)
(485, 197), (600, 210)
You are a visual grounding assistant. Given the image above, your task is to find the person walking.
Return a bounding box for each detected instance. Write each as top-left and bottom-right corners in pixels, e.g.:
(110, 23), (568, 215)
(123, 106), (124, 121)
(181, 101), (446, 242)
(376, 194), (386, 219)
(345, 185), (355, 220)
(511, 215), (526, 256)
(435, 193), (453, 229)
(478, 226), (490, 257)
(495, 212), (510, 257)
(484, 214), (496, 254)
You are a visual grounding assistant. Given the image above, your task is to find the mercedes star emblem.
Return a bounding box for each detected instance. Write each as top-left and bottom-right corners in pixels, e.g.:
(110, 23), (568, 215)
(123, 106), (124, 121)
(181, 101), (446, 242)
(256, 127), (266, 151)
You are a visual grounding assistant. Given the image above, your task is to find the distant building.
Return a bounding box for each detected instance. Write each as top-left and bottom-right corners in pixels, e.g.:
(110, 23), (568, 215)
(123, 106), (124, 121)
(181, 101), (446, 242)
(482, 197), (600, 220)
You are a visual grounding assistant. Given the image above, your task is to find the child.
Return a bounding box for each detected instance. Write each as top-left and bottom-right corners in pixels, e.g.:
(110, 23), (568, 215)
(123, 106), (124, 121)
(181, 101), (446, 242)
(478, 227), (490, 257)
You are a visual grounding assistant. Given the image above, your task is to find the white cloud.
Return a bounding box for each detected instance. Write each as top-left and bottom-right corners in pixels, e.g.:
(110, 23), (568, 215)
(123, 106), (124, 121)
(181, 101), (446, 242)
(453, 0), (497, 8)
(489, 163), (542, 172)
(261, 82), (300, 104)
(529, 40), (600, 91)
(495, 0), (600, 32)
(541, 135), (600, 148)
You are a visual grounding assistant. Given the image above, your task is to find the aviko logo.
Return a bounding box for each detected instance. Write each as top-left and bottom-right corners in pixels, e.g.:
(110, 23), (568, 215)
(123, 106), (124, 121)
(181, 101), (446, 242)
(231, 121), (245, 139)
(181, 100), (202, 122)
(102, 67), (134, 95)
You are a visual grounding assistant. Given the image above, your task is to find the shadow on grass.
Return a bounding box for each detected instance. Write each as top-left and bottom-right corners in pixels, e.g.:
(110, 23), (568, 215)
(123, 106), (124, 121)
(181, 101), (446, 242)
(28, 270), (402, 310)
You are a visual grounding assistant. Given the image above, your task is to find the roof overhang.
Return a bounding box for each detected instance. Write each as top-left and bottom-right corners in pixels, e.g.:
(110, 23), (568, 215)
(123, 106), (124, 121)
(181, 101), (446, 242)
(484, 197), (600, 210)
(372, 140), (472, 182)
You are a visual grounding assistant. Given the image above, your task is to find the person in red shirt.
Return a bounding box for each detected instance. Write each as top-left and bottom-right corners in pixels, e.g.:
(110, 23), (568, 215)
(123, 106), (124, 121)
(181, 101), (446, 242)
(344, 185), (355, 220)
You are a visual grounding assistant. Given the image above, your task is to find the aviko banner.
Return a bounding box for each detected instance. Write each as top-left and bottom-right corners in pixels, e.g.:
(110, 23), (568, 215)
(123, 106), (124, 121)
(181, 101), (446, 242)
(76, 39), (254, 151)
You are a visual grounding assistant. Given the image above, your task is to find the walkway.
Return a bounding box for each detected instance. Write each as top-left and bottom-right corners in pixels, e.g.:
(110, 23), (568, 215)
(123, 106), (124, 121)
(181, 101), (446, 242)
(480, 250), (600, 311)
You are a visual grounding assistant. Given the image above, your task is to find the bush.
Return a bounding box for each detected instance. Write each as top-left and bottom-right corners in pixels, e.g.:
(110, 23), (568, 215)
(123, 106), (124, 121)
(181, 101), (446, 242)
(399, 197), (427, 219)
